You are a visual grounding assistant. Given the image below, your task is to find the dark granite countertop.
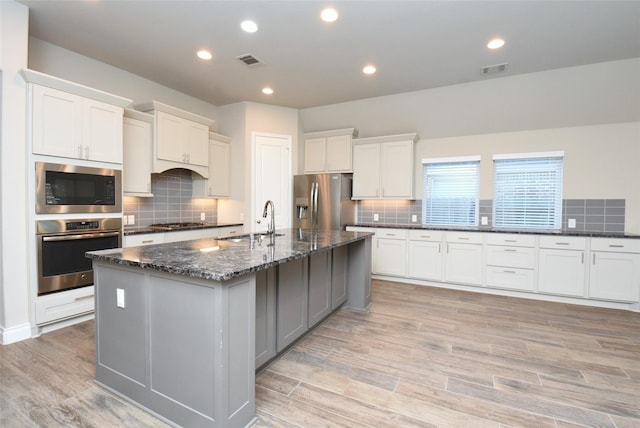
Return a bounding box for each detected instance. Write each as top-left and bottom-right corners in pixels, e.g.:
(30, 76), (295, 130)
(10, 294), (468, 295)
(124, 222), (244, 236)
(87, 228), (374, 282)
(347, 223), (640, 239)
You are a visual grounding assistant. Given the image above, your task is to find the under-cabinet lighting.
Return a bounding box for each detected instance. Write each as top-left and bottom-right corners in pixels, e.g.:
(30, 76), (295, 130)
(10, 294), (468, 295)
(200, 246), (220, 253)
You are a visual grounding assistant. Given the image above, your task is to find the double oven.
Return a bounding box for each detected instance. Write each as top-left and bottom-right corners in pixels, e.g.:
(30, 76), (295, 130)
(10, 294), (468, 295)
(35, 162), (122, 296)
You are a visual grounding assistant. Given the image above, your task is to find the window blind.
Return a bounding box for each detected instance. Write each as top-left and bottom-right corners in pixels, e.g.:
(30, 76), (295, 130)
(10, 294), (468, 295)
(422, 158), (480, 226)
(493, 155), (563, 229)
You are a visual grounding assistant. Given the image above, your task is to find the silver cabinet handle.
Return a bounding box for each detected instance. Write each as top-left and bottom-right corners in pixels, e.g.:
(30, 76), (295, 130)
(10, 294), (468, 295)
(581, 252), (584, 264)
(438, 243), (441, 253)
(555, 242), (570, 246)
(593, 253), (596, 265)
(503, 270), (516, 274)
(609, 244), (624, 248)
(504, 249), (517, 252)
(74, 294), (94, 302)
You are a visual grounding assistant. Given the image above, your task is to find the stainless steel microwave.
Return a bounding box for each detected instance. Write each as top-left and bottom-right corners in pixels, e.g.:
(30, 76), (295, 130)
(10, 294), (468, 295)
(35, 162), (122, 214)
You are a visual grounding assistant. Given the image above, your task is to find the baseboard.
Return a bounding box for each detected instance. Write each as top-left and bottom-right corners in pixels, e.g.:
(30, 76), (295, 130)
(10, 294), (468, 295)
(0, 322), (32, 345)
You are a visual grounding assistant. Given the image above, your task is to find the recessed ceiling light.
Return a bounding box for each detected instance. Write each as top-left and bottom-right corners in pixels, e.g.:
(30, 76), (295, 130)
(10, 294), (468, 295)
(362, 65), (376, 75)
(321, 7), (338, 22)
(241, 20), (258, 33)
(196, 50), (213, 60)
(487, 38), (505, 50)
(262, 87), (274, 95)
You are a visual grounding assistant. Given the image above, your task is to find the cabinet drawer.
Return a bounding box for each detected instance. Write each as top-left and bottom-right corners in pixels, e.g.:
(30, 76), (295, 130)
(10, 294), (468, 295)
(35, 286), (95, 325)
(590, 238), (640, 253)
(539, 236), (587, 251)
(124, 233), (165, 247)
(408, 229), (443, 242)
(486, 233), (535, 247)
(485, 267), (535, 292)
(217, 226), (244, 238)
(486, 245), (536, 269)
(445, 231), (483, 245)
(375, 228), (407, 239)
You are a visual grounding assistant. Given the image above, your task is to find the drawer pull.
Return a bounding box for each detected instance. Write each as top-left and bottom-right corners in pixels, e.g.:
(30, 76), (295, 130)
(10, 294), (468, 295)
(438, 243), (441, 253)
(609, 244), (624, 248)
(593, 253), (596, 265)
(504, 249), (517, 252)
(228, 230), (238, 235)
(420, 235), (431, 239)
(457, 237), (470, 241)
(582, 252), (584, 264)
(503, 270), (516, 274)
(385, 233), (396, 237)
(74, 294), (94, 302)
(555, 242), (570, 246)
(505, 239), (517, 243)
(142, 240), (154, 244)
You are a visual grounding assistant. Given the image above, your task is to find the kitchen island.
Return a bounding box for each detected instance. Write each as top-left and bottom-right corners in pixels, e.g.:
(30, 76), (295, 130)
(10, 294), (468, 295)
(86, 228), (372, 427)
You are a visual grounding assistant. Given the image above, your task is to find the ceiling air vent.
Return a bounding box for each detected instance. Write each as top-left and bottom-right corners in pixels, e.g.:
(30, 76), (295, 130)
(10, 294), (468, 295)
(236, 54), (263, 67)
(481, 63), (508, 75)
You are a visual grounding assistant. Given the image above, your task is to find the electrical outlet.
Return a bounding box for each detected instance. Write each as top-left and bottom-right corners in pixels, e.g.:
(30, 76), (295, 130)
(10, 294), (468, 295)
(200, 212), (206, 221)
(568, 218), (576, 228)
(239, 213), (245, 221)
(411, 214), (417, 222)
(127, 215), (135, 225)
(373, 213), (379, 222)
(122, 215), (128, 226)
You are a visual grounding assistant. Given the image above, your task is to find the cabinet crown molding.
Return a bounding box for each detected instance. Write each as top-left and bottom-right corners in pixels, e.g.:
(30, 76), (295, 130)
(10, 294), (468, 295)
(353, 132), (419, 145)
(134, 100), (215, 127)
(304, 128), (358, 139)
(124, 108), (154, 123)
(20, 68), (132, 108)
(209, 131), (232, 143)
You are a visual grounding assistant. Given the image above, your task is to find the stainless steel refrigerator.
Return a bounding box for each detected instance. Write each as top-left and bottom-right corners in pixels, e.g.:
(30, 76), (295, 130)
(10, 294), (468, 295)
(293, 174), (355, 230)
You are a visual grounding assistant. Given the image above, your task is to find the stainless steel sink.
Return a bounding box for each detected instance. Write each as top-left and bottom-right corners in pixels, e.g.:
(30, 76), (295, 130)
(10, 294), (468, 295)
(218, 233), (284, 243)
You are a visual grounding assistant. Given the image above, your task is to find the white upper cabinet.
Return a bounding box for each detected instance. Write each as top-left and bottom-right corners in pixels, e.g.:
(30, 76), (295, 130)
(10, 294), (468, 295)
(135, 101), (214, 178)
(352, 133), (418, 199)
(303, 128), (357, 174)
(193, 132), (232, 198)
(24, 69), (131, 164)
(123, 110), (154, 197)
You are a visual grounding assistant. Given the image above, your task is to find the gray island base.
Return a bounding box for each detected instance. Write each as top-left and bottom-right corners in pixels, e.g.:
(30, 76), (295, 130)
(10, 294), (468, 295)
(86, 229), (372, 427)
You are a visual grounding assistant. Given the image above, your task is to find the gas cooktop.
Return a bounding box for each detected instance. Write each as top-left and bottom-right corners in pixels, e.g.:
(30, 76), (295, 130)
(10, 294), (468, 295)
(149, 222), (206, 231)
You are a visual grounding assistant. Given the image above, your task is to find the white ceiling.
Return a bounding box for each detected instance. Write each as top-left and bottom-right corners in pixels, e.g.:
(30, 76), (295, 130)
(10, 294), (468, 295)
(17, 0), (640, 109)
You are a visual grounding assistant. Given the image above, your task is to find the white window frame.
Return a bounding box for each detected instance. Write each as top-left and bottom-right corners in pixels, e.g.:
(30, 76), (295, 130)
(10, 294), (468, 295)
(492, 151), (564, 230)
(421, 155), (480, 227)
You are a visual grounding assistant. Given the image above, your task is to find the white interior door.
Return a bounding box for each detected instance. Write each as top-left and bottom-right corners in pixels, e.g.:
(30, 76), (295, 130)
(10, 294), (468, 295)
(252, 132), (292, 233)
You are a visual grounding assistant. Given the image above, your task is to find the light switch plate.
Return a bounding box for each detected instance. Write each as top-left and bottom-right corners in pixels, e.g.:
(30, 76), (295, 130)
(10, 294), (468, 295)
(568, 218), (576, 228)
(116, 288), (125, 308)
(411, 214), (417, 222)
(481, 216), (488, 226)
(373, 213), (379, 222)
(200, 212), (206, 221)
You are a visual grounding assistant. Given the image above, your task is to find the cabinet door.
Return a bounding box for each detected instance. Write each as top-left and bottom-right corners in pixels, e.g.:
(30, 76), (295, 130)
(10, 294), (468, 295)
(304, 137), (326, 173)
(408, 240), (443, 281)
(276, 258), (308, 352)
(326, 134), (352, 172)
(255, 268), (276, 368)
(308, 251), (331, 328)
(589, 252), (640, 302)
(331, 246), (348, 309)
(538, 249), (586, 297)
(123, 117), (152, 195)
(444, 243), (483, 285)
(352, 144), (380, 198)
(185, 120), (209, 167)
(32, 85), (82, 159)
(375, 238), (407, 276)
(208, 139), (230, 197)
(380, 140), (413, 198)
(83, 99), (124, 163)
(156, 111), (185, 163)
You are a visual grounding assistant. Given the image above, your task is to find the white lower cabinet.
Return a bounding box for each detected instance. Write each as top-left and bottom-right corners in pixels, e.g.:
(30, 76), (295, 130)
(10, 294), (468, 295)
(485, 234), (536, 291)
(123, 233), (166, 247)
(35, 286), (95, 325)
(538, 236), (587, 297)
(588, 238), (640, 302)
(444, 232), (484, 286)
(407, 230), (443, 281)
(374, 229), (407, 276)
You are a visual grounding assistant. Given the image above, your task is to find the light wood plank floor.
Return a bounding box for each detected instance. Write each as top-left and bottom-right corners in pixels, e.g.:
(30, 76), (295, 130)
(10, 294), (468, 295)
(1, 279), (639, 427)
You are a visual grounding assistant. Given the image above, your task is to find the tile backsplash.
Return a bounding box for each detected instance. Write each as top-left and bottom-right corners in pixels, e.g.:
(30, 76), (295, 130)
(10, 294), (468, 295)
(356, 199), (625, 233)
(124, 169), (218, 227)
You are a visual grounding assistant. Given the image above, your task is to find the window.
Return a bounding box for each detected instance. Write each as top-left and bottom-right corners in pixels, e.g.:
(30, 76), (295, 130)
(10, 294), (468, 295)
(422, 156), (480, 226)
(493, 151), (564, 229)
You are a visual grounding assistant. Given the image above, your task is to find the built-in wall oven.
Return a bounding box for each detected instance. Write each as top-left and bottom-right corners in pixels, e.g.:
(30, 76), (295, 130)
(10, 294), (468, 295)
(35, 162), (122, 214)
(36, 218), (122, 296)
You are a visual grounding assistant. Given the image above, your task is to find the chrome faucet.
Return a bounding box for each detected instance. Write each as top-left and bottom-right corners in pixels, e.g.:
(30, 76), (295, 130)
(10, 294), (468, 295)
(262, 200), (275, 235)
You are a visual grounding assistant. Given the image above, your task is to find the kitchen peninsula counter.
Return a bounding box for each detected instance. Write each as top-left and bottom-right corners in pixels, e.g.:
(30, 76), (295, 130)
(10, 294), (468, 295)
(86, 229), (372, 428)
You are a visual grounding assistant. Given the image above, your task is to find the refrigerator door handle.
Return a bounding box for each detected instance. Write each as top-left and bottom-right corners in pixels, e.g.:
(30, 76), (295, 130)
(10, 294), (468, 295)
(312, 182), (319, 228)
